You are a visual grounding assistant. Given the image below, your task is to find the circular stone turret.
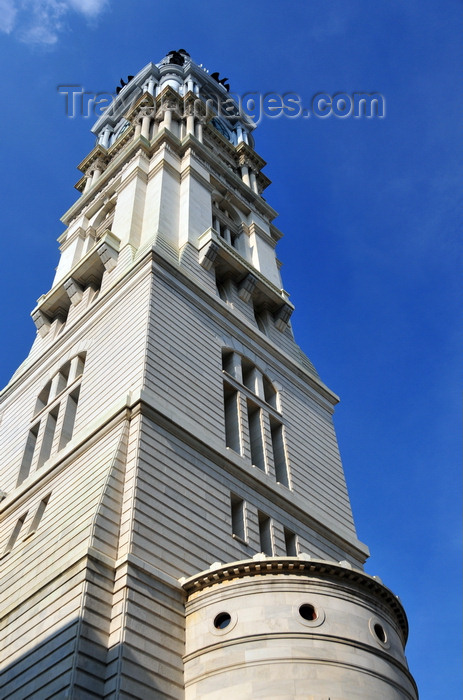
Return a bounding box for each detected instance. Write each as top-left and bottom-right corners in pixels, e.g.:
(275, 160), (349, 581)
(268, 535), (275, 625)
(181, 557), (418, 700)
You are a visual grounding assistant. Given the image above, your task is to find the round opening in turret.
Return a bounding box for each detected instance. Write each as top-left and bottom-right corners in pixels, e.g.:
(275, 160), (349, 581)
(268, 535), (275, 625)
(299, 604), (317, 621)
(374, 623), (387, 643)
(214, 612), (232, 629)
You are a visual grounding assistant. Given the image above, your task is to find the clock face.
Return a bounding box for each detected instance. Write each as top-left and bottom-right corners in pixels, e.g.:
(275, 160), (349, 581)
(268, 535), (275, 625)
(114, 120), (130, 139)
(211, 117), (231, 141)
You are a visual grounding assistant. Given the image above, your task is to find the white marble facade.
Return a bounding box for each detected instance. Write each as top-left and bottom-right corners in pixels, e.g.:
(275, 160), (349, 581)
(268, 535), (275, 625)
(0, 51), (417, 699)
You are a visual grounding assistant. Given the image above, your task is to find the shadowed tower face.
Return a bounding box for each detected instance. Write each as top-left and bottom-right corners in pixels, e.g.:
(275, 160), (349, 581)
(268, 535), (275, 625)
(0, 50), (417, 700)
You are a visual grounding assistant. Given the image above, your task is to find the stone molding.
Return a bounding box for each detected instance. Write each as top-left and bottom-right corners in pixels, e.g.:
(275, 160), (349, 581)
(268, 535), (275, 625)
(181, 555), (408, 641)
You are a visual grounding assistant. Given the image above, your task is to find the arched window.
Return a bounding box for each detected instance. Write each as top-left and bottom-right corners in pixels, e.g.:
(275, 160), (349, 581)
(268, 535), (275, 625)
(17, 353), (86, 486)
(92, 199), (115, 240)
(221, 349), (290, 487)
(212, 199), (241, 249)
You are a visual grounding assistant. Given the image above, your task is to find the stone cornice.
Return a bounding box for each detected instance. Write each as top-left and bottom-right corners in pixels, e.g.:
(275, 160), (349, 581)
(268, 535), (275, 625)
(236, 140), (266, 172)
(124, 90), (155, 123)
(77, 144), (110, 176)
(269, 223), (284, 242)
(180, 556), (408, 642)
(248, 222), (279, 248)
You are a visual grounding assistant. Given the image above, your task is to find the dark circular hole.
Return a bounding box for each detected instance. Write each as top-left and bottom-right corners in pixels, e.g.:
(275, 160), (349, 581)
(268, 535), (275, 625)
(299, 604), (317, 621)
(214, 612), (231, 629)
(374, 623), (386, 643)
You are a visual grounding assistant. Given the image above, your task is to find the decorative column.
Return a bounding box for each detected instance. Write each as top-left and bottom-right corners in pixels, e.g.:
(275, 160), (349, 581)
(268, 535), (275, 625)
(140, 106), (155, 140)
(240, 163), (251, 188)
(195, 118), (204, 142)
(125, 92), (155, 141)
(100, 126), (112, 149)
(147, 76), (156, 96)
(185, 103), (195, 135)
(249, 170), (258, 193)
(156, 90), (180, 133)
(163, 109), (172, 130)
(91, 157), (106, 186)
(83, 176), (92, 194)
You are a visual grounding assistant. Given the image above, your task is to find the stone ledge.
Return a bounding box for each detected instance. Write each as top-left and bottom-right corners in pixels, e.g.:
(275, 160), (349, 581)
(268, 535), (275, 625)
(180, 555), (409, 641)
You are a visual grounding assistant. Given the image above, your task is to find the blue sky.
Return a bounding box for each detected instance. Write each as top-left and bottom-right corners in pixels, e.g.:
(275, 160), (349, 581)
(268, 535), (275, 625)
(0, 1), (461, 696)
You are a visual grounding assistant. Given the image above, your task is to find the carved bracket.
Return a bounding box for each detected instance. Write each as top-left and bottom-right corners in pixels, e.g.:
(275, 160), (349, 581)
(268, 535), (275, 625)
(31, 309), (52, 338)
(64, 277), (84, 306)
(274, 303), (293, 332)
(238, 273), (258, 303)
(96, 241), (118, 272)
(199, 241), (220, 271)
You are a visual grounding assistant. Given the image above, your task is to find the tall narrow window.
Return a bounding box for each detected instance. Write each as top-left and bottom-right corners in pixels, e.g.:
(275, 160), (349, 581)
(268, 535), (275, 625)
(59, 387), (80, 449)
(270, 418), (289, 487)
(37, 406), (59, 468)
(26, 495), (51, 538)
(73, 355), (86, 378)
(17, 423), (40, 486)
(220, 351), (290, 487)
(254, 309), (268, 335)
(224, 384), (241, 453)
(231, 494), (246, 541)
(55, 361), (70, 395)
(4, 513), (27, 555)
(242, 358), (257, 393)
(258, 511), (273, 556)
(284, 527), (297, 556)
(34, 382), (51, 415)
(18, 353), (86, 484)
(222, 349), (236, 376)
(247, 401), (265, 471)
(263, 375), (277, 408)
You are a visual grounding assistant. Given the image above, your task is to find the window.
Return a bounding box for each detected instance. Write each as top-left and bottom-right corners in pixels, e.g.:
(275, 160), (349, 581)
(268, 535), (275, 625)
(59, 387), (80, 449)
(270, 417), (289, 487)
(17, 353), (86, 486)
(212, 201), (241, 249)
(25, 494), (51, 538)
(214, 612), (232, 629)
(284, 527), (297, 556)
(230, 494), (246, 542)
(37, 406), (59, 468)
(216, 277), (235, 305)
(17, 423), (40, 486)
(254, 309), (268, 335)
(3, 513), (27, 556)
(217, 281), (228, 303)
(247, 400), (265, 471)
(223, 384), (241, 452)
(258, 511), (273, 556)
(221, 349), (290, 487)
(299, 604), (317, 621)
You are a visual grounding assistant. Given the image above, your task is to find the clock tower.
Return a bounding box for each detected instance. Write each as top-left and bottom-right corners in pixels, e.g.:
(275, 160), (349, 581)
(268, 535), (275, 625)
(0, 50), (417, 699)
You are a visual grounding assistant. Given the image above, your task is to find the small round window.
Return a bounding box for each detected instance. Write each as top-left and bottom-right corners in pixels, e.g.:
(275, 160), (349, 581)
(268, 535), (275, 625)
(369, 618), (390, 648)
(299, 604), (317, 621)
(214, 612), (231, 630)
(374, 623), (387, 643)
(296, 602), (325, 628)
